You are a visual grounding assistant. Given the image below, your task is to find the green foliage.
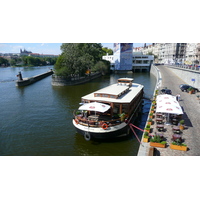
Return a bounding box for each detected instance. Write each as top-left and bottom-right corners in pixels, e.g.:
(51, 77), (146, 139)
(92, 60), (110, 75)
(146, 124), (151, 129)
(0, 57), (9, 66)
(144, 132), (149, 138)
(102, 47), (113, 55)
(55, 43), (104, 76)
(150, 135), (165, 143)
(188, 87), (194, 91)
(179, 120), (184, 125)
(20, 56), (56, 67)
(172, 139), (187, 146)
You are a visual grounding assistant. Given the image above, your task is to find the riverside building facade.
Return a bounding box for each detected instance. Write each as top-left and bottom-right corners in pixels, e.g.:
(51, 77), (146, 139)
(102, 43), (154, 72)
(140, 43), (199, 65)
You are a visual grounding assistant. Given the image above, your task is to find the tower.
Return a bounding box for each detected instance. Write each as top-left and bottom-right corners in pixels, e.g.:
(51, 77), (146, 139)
(113, 43), (133, 71)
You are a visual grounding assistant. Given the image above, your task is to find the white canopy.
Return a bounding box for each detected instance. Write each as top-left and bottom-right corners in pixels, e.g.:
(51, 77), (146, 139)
(156, 94), (176, 101)
(78, 102), (110, 113)
(156, 94), (183, 115)
(156, 104), (183, 114)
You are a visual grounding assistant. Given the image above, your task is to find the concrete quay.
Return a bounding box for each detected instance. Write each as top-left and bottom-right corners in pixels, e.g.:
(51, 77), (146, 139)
(138, 65), (200, 156)
(16, 70), (54, 87)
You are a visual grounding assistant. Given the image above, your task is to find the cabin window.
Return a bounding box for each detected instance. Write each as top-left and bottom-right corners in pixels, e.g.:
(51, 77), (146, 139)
(102, 94), (108, 97)
(122, 104), (129, 114)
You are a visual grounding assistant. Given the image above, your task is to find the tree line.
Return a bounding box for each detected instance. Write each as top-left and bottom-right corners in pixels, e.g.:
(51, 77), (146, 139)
(54, 43), (113, 77)
(0, 56), (57, 67)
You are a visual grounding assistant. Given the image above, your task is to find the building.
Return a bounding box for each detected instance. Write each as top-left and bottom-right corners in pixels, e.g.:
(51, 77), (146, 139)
(102, 53), (114, 68)
(102, 47), (154, 72)
(20, 49), (32, 56)
(132, 52), (154, 72)
(141, 43), (189, 65)
(185, 43), (198, 65)
(113, 43), (133, 71)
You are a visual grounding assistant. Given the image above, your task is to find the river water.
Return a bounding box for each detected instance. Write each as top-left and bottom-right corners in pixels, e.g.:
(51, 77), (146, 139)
(0, 66), (156, 156)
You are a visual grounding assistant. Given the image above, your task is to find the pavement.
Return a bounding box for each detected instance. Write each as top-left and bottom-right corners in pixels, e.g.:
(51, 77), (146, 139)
(150, 65), (200, 156)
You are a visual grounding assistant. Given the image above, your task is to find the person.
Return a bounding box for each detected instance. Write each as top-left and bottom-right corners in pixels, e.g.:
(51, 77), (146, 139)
(176, 94), (180, 101)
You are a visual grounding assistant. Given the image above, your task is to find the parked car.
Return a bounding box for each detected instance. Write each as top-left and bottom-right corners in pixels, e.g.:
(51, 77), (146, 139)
(179, 84), (199, 92)
(179, 84), (189, 89)
(160, 89), (172, 95)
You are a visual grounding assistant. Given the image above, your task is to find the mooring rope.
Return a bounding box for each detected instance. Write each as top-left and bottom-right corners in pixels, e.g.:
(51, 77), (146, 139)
(129, 124), (143, 146)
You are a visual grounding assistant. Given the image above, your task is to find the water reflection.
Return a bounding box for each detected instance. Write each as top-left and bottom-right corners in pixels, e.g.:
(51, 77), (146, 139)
(0, 66), (156, 156)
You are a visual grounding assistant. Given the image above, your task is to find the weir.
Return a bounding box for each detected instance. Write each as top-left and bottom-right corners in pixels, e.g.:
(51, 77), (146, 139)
(15, 70), (54, 87)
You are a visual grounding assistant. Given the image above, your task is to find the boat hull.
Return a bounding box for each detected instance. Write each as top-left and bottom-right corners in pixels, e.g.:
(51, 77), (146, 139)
(73, 119), (129, 140)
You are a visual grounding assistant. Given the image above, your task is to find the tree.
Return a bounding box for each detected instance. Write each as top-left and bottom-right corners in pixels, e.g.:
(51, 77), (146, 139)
(0, 57), (9, 66)
(92, 60), (110, 75)
(55, 43), (104, 76)
(146, 51), (157, 60)
(102, 47), (113, 55)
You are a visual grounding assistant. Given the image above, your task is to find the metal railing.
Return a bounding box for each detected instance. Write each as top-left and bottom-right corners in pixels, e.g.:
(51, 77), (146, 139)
(165, 64), (200, 72)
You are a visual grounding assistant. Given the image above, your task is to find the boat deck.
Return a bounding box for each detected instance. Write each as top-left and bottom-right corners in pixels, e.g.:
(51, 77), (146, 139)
(82, 83), (144, 103)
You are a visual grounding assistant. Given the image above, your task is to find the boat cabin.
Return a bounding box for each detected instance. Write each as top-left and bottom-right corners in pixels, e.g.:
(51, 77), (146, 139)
(74, 78), (144, 128)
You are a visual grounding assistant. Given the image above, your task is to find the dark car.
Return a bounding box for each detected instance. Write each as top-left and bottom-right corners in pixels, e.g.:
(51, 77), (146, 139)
(161, 89), (172, 95)
(179, 84), (199, 92)
(179, 84), (189, 89)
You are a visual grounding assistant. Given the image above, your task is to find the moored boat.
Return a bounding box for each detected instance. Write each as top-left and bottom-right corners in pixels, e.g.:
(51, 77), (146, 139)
(72, 78), (144, 140)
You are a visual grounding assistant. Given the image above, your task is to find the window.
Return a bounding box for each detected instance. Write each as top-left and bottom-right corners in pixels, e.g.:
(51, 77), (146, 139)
(102, 94), (108, 97)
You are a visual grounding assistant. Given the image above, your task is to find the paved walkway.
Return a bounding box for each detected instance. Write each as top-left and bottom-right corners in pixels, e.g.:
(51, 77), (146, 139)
(153, 66), (200, 156)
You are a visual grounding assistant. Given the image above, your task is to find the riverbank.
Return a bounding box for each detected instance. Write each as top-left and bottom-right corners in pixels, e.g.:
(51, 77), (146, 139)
(138, 65), (200, 156)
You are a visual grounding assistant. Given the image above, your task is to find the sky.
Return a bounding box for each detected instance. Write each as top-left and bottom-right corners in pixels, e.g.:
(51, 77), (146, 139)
(0, 43), (151, 55)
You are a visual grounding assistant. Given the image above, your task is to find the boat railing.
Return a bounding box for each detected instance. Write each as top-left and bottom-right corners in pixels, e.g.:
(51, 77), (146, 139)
(73, 112), (123, 128)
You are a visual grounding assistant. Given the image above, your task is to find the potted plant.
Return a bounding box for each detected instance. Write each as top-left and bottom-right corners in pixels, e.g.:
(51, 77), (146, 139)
(143, 131), (149, 143)
(149, 112), (154, 119)
(150, 108), (155, 113)
(170, 139), (187, 151)
(144, 124), (151, 133)
(188, 87), (194, 94)
(152, 100), (156, 107)
(150, 134), (166, 148)
(119, 113), (126, 122)
(155, 90), (159, 95)
(179, 119), (185, 130)
(147, 118), (153, 125)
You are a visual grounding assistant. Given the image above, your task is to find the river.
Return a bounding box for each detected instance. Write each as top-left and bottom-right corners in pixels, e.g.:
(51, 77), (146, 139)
(0, 66), (156, 156)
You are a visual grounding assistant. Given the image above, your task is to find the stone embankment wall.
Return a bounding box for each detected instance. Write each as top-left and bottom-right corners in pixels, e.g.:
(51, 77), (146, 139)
(166, 66), (200, 90)
(51, 72), (102, 86)
(137, 64), (162, 156)
(150, 64), (162, 91)
(16, 70), (54, 87)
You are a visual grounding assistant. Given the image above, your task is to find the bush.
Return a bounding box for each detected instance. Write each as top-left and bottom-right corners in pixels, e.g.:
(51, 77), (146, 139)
(146, 124), (151, 129)
(150, 135), (165, 143)
(144, 132), (149, 138)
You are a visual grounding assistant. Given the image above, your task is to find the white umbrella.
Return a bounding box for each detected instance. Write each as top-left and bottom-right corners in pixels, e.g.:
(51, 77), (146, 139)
(156, 94), (176, 101)
(156, 94), (183, 115)
(156, 104), (183, 115)
(156, 94), (183, 125)
(78, 102), (110, 113)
